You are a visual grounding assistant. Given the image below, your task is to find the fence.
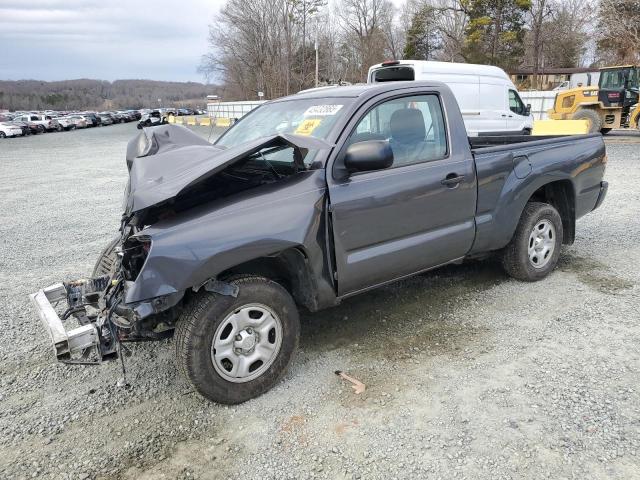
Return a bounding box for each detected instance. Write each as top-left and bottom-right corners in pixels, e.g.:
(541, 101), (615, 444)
(206, 101), (265, 121)
(519, 91), (557, 120)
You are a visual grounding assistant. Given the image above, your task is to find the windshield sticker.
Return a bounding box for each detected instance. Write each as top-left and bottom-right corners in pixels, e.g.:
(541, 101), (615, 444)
(303, 104), (343, 117)
(295, 118), (322, 136)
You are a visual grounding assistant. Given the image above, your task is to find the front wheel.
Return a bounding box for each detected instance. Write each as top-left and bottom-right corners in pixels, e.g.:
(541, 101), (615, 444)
(92, 236), (121, 277)
(501, 202), (563, 281)
(175, 276), (300, 404)
(572, 109), (602, 133)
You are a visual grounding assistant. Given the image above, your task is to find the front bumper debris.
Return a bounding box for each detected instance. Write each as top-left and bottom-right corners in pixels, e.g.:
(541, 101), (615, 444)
(30, 277), (119, 364)
(30, 284), (99, 361)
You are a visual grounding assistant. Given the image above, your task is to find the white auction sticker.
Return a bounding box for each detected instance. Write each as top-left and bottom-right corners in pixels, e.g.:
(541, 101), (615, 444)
(303, 104), (343, 116)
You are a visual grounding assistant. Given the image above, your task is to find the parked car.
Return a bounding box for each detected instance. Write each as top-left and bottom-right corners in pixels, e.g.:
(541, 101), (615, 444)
(136, 110), (166, 129)
(9, 121), (31, 136)
(14, 114), (60, 132)
(368, 60), (534, 136)
(82, 113), (102, 127)
(98, 114), (114, 126)
(55, 117), (76, 131)
(68, 115), (88, 129)
(0, 122), (23, 138)
(30, 82), (608, 404)
(116, 111), (136, 122)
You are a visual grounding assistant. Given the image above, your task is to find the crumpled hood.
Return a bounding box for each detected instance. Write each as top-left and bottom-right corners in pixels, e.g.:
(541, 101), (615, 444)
(124, 124), (332, 214)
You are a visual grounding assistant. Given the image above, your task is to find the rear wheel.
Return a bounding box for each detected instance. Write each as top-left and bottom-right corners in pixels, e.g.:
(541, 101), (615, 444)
(175, 276), (300, 404)
(502, 202), (563, 281)
(572, 109), (602, 133)
(37, 125), (45, 133)
(0, 132), (5, 139)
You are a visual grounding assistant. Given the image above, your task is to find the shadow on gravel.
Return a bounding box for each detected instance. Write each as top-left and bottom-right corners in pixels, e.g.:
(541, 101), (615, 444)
(558, 252), (635, 294)
(299, 260), (505, 359)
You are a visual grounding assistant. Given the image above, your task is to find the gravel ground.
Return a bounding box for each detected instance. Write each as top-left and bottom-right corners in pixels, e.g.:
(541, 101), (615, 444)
(0, 125), (639, 480)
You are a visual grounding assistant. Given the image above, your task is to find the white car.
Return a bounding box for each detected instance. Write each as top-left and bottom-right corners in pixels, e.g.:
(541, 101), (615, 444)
(368, 60), (534, 136)
(68, 115), (88, 128)
(14, 114), (60, 132)
(0, 122), (23, 138)
(56, 117), (76, 131)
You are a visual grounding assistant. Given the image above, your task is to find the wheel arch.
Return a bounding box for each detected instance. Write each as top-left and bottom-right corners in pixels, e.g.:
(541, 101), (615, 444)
(216, 247), (321, 312)
(527, 180), (576, 245)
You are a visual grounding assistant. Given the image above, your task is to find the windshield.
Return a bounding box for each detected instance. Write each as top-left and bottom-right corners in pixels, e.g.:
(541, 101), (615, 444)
(215, 98), (353, 148)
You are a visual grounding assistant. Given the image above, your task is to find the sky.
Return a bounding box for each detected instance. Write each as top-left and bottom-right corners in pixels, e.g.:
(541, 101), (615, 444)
(0, 0), (408, 83)
(0, 0), (226, 82)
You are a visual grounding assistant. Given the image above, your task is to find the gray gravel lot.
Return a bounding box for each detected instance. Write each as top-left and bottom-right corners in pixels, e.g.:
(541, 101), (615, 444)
(0, 125), (639, 480)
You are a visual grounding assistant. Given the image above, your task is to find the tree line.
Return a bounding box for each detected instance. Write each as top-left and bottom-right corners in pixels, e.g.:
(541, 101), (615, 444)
(201, 0), (640, 98)
(0, 79), (212, 112)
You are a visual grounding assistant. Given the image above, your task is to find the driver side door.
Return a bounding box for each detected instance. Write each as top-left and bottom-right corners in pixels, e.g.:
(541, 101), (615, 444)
(327, 93), (477, 296)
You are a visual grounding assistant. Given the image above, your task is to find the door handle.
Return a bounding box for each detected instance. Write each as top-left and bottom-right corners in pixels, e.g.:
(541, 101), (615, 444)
(441, 174), (465, 187)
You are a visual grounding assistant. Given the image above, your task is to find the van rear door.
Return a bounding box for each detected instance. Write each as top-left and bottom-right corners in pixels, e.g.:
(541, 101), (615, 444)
(477, 81), (508, 135)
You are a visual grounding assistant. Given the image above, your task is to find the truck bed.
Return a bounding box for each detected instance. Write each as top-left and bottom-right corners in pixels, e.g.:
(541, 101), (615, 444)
(468, 133), (606, 255)
(469, 134), (567, 149)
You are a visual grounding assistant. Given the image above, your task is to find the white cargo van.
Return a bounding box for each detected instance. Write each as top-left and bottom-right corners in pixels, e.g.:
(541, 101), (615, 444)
(368, 60), (533, 136)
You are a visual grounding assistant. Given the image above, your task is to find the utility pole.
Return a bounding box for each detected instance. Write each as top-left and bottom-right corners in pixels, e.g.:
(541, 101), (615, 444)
(302, 0), (307, 90)
(315, 29), (319, 87)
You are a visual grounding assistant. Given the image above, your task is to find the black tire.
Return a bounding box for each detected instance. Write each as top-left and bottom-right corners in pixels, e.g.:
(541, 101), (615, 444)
(600, 128), (612, 135)
(175, 276), (300, 404)
(0, 132), (5, 139)
(92, 236), (121, 277)
(37, 125), (46, 133)
(501, 202), (563, 282)
(572, 109), (602, 133)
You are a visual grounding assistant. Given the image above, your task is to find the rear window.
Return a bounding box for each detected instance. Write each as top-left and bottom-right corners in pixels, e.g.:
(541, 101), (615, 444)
(371, 66), (415, 82)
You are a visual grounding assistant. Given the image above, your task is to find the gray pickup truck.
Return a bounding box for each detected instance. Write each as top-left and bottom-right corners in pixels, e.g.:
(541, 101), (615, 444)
(31, 81), (608, 403)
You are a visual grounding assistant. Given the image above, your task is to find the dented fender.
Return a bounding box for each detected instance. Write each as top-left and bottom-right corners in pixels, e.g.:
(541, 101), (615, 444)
(123, 169), (334, 306)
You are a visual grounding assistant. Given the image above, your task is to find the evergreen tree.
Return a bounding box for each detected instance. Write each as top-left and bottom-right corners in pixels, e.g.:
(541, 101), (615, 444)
(403, 4), (441, 60)
(461, 0), (531, 69)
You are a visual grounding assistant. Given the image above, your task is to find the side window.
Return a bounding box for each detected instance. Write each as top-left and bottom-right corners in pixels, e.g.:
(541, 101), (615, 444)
(30, 116), (38, 121)
(348, 94), (447, 168)
(509, 90), (525, 115)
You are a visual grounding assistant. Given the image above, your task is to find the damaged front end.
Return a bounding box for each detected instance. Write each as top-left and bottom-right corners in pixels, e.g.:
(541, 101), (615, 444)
(30, 235), (183, 364)
(31, 124), (333, 366)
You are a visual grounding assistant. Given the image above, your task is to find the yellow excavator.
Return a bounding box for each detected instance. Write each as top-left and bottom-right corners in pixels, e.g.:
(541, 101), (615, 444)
(548, 65), (640, 134)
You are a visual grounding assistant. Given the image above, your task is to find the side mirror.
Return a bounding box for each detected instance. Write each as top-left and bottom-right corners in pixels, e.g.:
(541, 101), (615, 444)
(525, 104), (531, 116)
(344, 140), (394, 173)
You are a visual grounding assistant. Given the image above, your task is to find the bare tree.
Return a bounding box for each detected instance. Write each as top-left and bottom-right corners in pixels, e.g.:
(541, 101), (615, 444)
(338, 0), (396, 80)
(527, 0), (553, 89)
(597, 0), (640, 64)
